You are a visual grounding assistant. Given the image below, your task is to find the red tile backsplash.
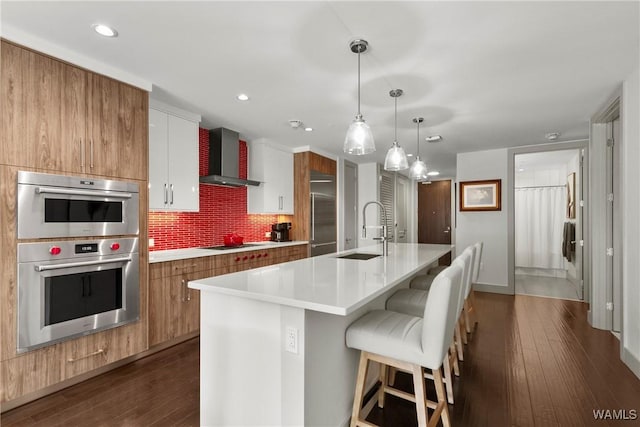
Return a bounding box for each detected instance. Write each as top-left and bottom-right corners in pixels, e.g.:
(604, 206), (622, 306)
(149, 128), (291, 251)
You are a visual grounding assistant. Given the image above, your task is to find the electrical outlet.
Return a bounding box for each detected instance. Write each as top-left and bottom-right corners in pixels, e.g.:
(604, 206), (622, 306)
(265, 231), (271, 238)
(286, 326), (298, 354)
(149, 238), (155, 248)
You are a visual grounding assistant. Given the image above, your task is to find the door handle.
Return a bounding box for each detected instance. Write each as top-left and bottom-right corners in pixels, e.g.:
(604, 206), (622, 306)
(80, 139), (85, 169)
(90, 139), (94, 169)
(310, 194), (315, 241)
(36, 187), (132, 199)
(35, 256), (132, 272)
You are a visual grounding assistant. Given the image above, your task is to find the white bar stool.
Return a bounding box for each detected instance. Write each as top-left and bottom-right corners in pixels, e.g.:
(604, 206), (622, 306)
(385, 247), (474, 403)
(346, 264), (464, 427)
(464, 241), (483, 336)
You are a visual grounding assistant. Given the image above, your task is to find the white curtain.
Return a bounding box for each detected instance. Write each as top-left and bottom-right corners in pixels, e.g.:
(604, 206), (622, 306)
(515, 187), (566, 269)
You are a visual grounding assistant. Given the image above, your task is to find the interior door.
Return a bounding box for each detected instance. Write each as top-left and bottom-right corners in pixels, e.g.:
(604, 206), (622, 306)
(418, 180), (452, 264)
(343, 161), (358, 250)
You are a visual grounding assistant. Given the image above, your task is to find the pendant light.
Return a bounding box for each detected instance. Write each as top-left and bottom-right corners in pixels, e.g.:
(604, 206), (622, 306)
(384, 89), (409, 171)
(409, 117), (428, 180)
(344, 39), (375, 155)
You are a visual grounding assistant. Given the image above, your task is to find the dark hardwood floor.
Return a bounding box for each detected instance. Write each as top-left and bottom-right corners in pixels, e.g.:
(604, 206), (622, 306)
(3, 292), (640, 426)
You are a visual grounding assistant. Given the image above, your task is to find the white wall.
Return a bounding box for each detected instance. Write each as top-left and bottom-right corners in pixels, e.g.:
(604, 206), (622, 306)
(621, 65), (640, 377)
(456, 148), (509, 290)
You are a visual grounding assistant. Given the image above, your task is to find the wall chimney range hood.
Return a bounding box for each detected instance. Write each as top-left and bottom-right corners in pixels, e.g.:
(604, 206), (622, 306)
(200, 127), (260, 187)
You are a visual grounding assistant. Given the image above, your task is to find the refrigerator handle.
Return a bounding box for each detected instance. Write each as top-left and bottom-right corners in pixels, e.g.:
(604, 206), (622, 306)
(311, 193), (315, 241)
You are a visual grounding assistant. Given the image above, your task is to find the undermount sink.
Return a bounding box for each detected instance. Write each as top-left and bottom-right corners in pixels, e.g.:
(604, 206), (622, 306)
(336, 253), (381, 260)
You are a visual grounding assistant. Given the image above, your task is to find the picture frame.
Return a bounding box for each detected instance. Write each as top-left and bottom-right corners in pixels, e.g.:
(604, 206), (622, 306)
(459, 179), (502, 211)
(567, 172), (576, 219)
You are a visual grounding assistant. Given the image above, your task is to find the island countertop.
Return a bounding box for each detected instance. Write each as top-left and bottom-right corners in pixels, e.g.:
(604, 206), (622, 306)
(189, 242), (453, 316)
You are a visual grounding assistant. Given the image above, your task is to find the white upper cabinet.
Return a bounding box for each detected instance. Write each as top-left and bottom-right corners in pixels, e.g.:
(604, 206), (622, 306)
(149, 101), (201, 211)
(247, 142), (293, 214)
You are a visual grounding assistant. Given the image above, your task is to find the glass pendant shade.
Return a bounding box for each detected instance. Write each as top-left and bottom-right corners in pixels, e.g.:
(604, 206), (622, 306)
(344, 115), (375, 155)
(409, 156), (428, 180)
(344, 39), (374, 155)
(384, 141), (409, 171)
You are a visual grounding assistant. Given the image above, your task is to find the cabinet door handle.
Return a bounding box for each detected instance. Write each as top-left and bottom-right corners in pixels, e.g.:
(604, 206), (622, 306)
(279, 196), (283, 210)
(67, 348), (106, 363)
(170, 184), (174, 205)
(164, 183), (168, 204)
(80, 139), (85, 168)
(90, 139), (94, 169)
(181, 279), (187, 302)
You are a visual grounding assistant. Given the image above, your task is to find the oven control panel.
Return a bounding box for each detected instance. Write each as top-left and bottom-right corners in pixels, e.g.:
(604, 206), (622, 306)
(18, 238), (138, 262)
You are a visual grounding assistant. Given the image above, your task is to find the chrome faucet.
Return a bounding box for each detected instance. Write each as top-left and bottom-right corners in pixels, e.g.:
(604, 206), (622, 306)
(362, 201), (389, 256)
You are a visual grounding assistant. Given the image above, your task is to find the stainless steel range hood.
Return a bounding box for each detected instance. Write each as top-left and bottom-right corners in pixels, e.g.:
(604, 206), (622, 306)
(199, 127), (260, 187)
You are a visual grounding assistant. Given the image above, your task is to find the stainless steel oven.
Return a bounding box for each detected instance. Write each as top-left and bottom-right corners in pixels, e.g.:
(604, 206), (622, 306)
(17, 238), (139, 353)
(17, 171), (139, 239)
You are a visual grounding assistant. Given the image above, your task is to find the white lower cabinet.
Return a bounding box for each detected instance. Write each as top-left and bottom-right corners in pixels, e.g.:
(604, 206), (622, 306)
(149, 103), (200, 211)
(247, 143), (293, 214)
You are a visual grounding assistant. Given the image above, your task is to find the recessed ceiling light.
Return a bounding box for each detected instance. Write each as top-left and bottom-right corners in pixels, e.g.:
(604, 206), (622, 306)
(93, 24), (118, 38)
(407, 153), (414, 157)
(304, 127), (313, 132)
(425, 135), (443, 143)
(545, 132), (560, 141)
(237, 94), (249, 101)
(518, 168), (525, 172)
(427, 171), (440, 176)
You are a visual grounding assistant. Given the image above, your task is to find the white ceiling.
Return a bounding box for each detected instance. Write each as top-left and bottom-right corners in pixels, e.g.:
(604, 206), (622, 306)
(2, 1), (639, 178)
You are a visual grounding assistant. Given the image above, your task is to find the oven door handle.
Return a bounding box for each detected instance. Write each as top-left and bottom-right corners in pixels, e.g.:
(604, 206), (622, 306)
(34, 257), (132, 272)
(35, 187), (133, 199)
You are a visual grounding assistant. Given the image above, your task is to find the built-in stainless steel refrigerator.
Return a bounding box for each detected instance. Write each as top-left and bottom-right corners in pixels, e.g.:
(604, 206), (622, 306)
(310, 171), (337, 257)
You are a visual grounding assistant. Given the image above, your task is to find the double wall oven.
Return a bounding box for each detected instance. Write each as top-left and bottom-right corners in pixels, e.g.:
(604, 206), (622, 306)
(16, 171), (140, 353)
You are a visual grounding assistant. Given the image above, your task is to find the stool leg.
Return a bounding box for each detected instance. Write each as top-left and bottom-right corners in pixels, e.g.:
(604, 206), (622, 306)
(455, 320), (464, 361)
(432, 368), (451, 427)
(378, 363), (387, 408)
(449, 341), (460, 377)
(442, 356), (454, 404)
(464, 299), (473, 335)
(350, 352), (370, 427)
(469, 287), (478, 329)
(459, 312), (468, 344)
(412, 364), (428, 427)
(388, 366), (397, 386)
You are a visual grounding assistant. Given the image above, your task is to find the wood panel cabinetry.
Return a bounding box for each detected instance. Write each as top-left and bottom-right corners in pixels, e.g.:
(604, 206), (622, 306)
(0, 41), (149, 405)
(0, 40), (147, 180)
(149, 244), (308, 347)
(148, 258), (212, 346)
(292, 151), (336, 242)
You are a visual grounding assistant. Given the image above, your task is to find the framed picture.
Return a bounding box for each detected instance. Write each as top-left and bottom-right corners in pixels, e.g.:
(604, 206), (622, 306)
(567, 172), (576, 219)
(459, 179), (502, 211)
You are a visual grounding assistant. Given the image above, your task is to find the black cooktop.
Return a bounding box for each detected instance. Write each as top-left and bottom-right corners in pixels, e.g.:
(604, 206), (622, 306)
(202, 244), (262, 251)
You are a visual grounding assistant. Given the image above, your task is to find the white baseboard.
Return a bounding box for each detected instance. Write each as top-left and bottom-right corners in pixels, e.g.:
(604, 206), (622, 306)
(622, 348), (640, 380)
(474, 283), (513, 295)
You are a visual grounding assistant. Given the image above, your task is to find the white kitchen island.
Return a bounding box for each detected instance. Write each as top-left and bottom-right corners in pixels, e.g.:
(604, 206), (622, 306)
(189, 243), (453, 427)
